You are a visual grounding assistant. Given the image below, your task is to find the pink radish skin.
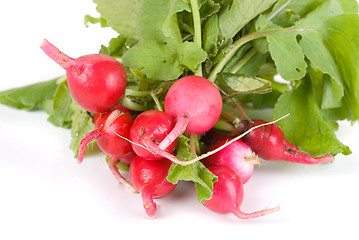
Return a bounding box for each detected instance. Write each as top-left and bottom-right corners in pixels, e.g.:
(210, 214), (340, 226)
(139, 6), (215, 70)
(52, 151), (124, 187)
(160, 76), (222, 150)
(129, 110), (177, 161)
(202, 140), (259, 184)
(203, 166), (280, 219)
(41, 39), (126, 113)
(130, 156), (177, 218)
(243, 120), (334, 164)
(78, 109), (136, 192)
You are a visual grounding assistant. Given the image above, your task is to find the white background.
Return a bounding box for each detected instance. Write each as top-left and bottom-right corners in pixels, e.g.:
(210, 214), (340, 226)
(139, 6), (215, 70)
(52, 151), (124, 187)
(0, 1), (358, 239)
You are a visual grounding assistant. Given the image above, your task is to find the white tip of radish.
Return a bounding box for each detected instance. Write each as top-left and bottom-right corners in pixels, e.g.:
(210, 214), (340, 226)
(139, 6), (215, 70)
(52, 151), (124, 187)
(40, 39), (48, 48)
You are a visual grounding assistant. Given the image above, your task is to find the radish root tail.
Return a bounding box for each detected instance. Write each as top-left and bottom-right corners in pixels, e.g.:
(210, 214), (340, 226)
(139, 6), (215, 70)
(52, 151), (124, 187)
(108, 156), (138, 193)
(232, 205), (280, 219)
(141, 185), (157, 218)
(77, 129), (102, 164)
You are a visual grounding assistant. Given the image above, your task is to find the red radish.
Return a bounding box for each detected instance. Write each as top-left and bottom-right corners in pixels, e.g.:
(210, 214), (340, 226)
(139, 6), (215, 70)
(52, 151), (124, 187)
(130, 156), (177, 218)
(79, 109), (133, 161)
(159, 76), (222, 150)
(242, 120), (334, 164)
(40, 39), (127, 113)
(202, 140), (259, 184)
(129, 110), (177, 161)
(78, 108), (136, 192)
(203, 166), (280, 219)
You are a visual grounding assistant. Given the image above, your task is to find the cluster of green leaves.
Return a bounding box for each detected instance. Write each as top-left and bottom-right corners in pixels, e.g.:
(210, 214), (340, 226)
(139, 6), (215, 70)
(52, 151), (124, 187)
(93, 0), (358, 155)
(259, 0), (359, 156)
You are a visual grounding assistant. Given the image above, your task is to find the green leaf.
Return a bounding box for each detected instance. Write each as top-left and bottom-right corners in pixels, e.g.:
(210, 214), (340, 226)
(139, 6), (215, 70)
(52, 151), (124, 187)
(295, 0), (357, 27)
(298, 31), (344, 104)
(53, 82), (73, 122)
(84, 15), (109, 28)
(273, 78), (351, 157)
(69, 102), (95, 157)
(254, 0), (359, 109)
(99, 35), (133, 57)
(293, 0), (358, 108)
(203, 14), (219, 54)
(267, 0), (324, 27)
(218, 0), (277, 39)
(94, 0), (142, 39)
(123, 39), (207, 80)
(255, 15), (307, 81)
(198, 0), (221, 20)
(0, 79), (58, 111)
(268, 0), (358, 27)
(0, 76), (76, 128)
(123, 40), (181, 80)
(166, 136), (217, 203)
(44, 80), (74, 128)
(179, 41), (208, 72)
(320, 14), (359, 121)
(137, 0), (190, 42)
(216, 73), (271, 94)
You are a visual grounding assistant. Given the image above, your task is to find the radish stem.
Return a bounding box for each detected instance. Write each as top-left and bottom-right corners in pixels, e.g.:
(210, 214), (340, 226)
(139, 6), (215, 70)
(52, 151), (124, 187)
(190, 0), (203, 76)
(230, 48), (258, 74)
(77, 129), (102, 164)
(40, 39), (76, 70)
(150, 90), (163, 111)
(158, 114), (189, 150)
(108, 156), (138, 193)
(190, 135), (197, 156)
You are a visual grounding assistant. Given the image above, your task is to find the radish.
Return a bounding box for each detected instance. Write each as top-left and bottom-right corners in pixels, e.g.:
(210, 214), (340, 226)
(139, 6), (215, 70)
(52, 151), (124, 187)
(203, 166), (280, 219)
(130, 156), (177, 218)
(242, 120), (334, 164)
(78, 108), (136, 192)
(202, 140), (259, 184)
(78, 109), (133, 162)
(129, 110), (177, 161)
(40, 39), (127, 113)
(159, 76), (222, 150)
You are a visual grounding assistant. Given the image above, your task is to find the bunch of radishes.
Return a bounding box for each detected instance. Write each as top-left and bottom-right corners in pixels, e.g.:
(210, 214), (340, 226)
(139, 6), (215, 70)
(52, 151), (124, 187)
(41, 39), (334, 219)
